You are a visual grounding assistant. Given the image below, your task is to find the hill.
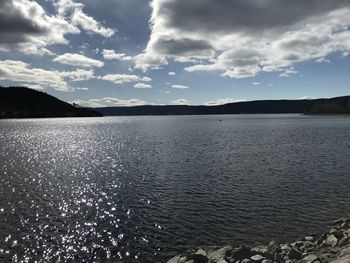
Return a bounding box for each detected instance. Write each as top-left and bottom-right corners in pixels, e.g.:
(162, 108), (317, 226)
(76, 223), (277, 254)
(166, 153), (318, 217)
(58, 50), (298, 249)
(95, 96), (350, 116)
(0, 86), (102, 119)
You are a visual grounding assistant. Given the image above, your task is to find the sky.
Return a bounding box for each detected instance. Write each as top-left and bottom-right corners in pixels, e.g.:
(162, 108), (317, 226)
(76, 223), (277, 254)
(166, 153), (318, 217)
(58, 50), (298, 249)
(0, 0), (350, 107)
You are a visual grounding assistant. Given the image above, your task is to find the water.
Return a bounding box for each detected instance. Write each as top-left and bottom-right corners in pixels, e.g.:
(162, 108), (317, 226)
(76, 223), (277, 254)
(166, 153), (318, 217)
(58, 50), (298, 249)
(0, 114), (350, 262)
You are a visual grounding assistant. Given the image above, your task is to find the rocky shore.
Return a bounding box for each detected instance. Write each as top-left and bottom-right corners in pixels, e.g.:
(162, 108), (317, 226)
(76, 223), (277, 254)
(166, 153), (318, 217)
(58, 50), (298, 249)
(167, 216), (350, 263)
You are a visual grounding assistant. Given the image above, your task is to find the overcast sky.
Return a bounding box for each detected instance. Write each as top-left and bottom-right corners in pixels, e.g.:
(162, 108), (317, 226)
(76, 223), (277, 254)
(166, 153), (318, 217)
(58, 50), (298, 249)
(1, 0), (350, 107)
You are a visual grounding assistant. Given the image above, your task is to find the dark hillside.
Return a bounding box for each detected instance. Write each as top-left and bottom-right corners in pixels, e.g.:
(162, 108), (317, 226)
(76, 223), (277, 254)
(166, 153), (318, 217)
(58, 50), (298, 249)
(0, 86), (102, 118)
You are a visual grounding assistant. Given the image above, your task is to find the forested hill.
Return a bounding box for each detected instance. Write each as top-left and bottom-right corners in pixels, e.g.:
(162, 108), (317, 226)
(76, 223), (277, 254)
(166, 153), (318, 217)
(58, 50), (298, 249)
(0, 86), (102, 119)
(96, 96), (350, 116)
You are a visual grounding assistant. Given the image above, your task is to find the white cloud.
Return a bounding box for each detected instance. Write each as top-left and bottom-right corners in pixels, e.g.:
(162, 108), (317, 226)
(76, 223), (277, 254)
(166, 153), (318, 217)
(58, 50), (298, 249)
(171, 84), (189, 89)
(134, 83), (152, 89)
(60, 69), (95, 81)
(203, 98), (245, 106)
(0, 60), (95, 91)
(279, 67), (299, 77)
(100, 74), (152, 84)
(252, 82), (261, 85)
(53, 53), (104, 68)
(54, 0), (115, 37)
(72, 97), (147, 107)
(136, 0), (350, 78)
(171, 98), (189, 105)
(102, 49), (132, 61)
(168, 71), (176, 75)
(0, 0), (79, 55)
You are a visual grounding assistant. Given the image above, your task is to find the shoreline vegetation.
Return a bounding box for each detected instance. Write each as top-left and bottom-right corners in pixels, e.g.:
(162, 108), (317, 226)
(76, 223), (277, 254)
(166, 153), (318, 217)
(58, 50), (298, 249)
(167, 216), (350, 263)
(1, 86), (350, 119)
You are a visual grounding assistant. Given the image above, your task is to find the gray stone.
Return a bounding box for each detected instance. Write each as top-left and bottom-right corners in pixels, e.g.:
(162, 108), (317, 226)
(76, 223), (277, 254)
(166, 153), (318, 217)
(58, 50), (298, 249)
(207, 246), (232, 262)
(168, 255), (188, 263)
(325, 234), (338, 247)
(280, 244), (292, 251)
(261, 260), (272, 263)
(267, 241), (280, 256)
(301, 254), (319, 263)
(241, 259), (252, 263)
(195, 249), (207, 257)
(250, 254), (265, 262)
(187, 253), (208, 263)
(287, 247), (302, 260)
(304, 236), (315, 242)
(339, 237), (348, 247)
(230, 245), (252, 261)
(330, 254), (350, 263)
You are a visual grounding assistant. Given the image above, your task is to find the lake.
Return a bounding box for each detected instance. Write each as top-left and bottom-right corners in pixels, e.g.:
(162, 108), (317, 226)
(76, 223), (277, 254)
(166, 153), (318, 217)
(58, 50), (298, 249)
(0, 114), (350, 262)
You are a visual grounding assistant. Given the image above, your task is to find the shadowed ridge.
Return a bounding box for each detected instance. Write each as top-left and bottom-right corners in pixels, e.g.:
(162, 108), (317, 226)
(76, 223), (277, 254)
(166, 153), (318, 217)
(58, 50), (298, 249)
(0, 86), (102, 119)
(95, 96), (350, 116)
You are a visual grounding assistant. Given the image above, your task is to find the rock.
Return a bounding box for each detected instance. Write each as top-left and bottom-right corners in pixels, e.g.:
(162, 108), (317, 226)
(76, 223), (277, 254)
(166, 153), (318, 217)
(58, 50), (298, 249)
(230, 245), (252, 261)
(250, 254), (265, 262)
(317, 232), (328, 245)
(168, 255), (188, 263)
(325, 234), (339, 247)
(339, 237), (348, 247)
(207, 246), (232, 262)
(195, 249), (207, 257)
(330, 254), (350, 263)
(300, 254), (319, 263)
(261, 260), (272, 263)
(187, 253), (208, 263)
(215, 260), (227, 263)
(287, 247), (302, 260)
(304, 236), (315, 242)
(251, 246), (268, 257)
(280, 244), (292, 251)
(330, 229), (345, 239)
(333, 219), (344, 226)
(241, 259), (252, 263)
(267, 241), (281, 257)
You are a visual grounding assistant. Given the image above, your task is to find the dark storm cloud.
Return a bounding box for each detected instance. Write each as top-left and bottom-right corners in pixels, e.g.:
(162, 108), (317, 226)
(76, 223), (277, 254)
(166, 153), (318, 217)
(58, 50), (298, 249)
(158, 0), (350, 34)
(0, 0), (46, 44)
(153, 38), (214, 57)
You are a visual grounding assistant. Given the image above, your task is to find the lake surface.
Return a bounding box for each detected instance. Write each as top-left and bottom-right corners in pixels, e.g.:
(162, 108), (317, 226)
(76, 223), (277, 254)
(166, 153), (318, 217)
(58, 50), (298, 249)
(0, 114), (350, 262)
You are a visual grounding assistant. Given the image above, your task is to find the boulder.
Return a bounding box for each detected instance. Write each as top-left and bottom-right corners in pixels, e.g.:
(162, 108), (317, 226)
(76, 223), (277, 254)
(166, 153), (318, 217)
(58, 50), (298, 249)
(207, 246), (232, 262)
(300, 254), (319, 263)
(168, 255), (188, 263)
(230, 245), (252, 261)
(330, 254), (350, 263)
(325, 234), (338, 247)
(241, 259), (252, 263)
(250, 254), (265, 262)
(287, 247), (302, 260)
(187, 253), (208, 263)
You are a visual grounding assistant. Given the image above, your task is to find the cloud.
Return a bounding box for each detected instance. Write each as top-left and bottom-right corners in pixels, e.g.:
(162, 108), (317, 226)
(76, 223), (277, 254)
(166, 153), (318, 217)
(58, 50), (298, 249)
(252, 82), (261, 86)
(0, 0), (79, 54)
(0, 60), (95, 91)
(60, 69), (95, 81)
(203, 98), (245, 106)
(72, 97), (147, 107)
(279, 67), (299, 77)
(54, 0), (115, 37)
(53, 53), (104, 67)
(102, 49), (133, 61)
(136, 0), (350, 78)
(171, 98), (189, 105)
(171, 84), (189, 89)
(168, 71), (176, 75)
(100, 74), (152, 84)
(134, 83), (152, 89)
